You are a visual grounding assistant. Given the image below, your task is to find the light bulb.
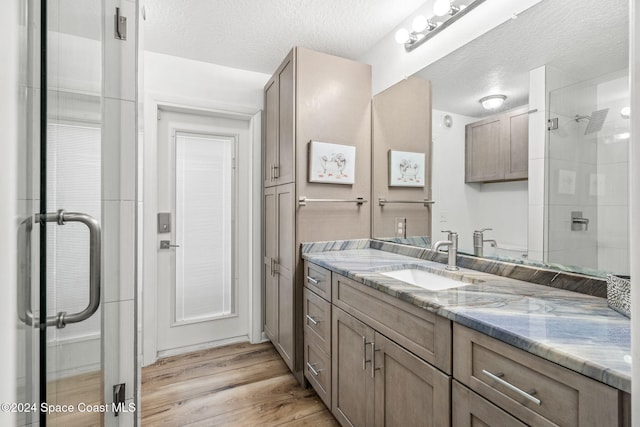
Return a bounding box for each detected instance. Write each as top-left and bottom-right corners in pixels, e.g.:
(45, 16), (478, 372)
(395, 28), (410, 44)
(412, 15), (429, 32)
(433, 0), (452, 17)
(621, 106), (630, 118)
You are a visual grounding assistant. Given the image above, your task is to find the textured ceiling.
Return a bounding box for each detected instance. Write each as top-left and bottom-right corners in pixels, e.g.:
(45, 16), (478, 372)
(415, 0), (629, 118)
(143, 0), (427, 74)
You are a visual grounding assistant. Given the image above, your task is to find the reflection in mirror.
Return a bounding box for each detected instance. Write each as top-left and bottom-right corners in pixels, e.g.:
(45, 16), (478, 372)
(372, 0), (629, 278)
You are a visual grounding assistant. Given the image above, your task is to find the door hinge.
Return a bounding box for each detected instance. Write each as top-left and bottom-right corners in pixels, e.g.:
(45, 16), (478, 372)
(114, 7), (127, 40)
(113, 383), (125, 417)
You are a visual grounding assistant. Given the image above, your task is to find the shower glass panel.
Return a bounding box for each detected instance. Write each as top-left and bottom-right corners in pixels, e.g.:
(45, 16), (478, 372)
(15, 1), (133, 425)
(547, 70), (630, 276)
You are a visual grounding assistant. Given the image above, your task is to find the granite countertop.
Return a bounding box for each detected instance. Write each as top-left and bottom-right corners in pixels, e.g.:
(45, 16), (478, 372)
(301, 244), (631, 393)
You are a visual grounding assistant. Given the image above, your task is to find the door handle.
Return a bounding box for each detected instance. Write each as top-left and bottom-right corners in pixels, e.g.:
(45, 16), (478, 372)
(32, 210), (102, 329)
(160, 240), (180, 249)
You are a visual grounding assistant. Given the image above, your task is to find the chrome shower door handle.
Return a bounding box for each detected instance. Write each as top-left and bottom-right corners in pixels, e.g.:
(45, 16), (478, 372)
(38, 210), (102, 328)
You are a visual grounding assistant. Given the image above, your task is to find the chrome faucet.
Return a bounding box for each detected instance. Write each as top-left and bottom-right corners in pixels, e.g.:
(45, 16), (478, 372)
(432, 230), (459, 271)
(473, 228), (497, 257)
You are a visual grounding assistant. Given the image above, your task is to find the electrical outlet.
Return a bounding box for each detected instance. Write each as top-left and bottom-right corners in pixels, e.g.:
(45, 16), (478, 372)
(395, 217), (406, 238)
(440, 211), (449, 222)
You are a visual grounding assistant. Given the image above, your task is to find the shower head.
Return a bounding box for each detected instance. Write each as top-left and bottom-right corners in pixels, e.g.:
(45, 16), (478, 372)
(574, 108), (609, 135)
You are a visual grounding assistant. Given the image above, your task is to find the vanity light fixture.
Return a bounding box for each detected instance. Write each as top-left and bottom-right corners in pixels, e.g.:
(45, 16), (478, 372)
(479, 94), (507, 110)
(395, 0), (485, 52)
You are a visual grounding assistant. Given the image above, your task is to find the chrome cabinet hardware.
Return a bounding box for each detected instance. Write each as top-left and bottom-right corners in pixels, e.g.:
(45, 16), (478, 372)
(160, 240), (180, 249)
(273, 164), (280, 179)
(571, 211), (590, 231)
(370, 342), (381, 378)
(378, 198), (435, 207)
(482, 369), (541, 405)
(307, 362), (321, 377)
(362, 336), (373, 369)
(306, 275), (319, 285)
(298, 196), (368, 207)
(305, 314), (319, 326)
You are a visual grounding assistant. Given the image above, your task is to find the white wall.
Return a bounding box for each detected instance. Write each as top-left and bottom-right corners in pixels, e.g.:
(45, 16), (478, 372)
(359, 0), (544, 94)
(432, 109), (528, 255)
(0, 0), (18, 423)
(141, 51), (270, 365)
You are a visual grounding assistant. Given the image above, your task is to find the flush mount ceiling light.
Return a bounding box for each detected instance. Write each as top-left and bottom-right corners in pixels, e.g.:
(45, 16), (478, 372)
(395, 0), (486, 52)
(479, 94), (507, 110)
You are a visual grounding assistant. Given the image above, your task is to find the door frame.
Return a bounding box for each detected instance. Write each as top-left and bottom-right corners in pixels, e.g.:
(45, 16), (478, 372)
(142, 94), (263, 366)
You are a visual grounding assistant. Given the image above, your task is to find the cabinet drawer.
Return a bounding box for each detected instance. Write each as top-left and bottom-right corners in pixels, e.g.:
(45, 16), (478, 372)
(452, 380), (526, 427)
(453, 323), (620, 427)
(304, 261), (332, 301)
(332, 273), (451, 374)
(303, 287), (331, 354)
(304, 332), (331, 409)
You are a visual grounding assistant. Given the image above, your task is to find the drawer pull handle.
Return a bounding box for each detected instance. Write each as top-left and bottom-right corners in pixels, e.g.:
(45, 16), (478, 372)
(482, 370), (541, 406)
(370, 342), (381, 378)
(306, 314), (319, 325)
(307, 362), (321, 376)
(306, 276), (319, 285)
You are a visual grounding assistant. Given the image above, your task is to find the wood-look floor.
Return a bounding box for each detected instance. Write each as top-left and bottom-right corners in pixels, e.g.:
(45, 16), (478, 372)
(142, 341), (339, 426)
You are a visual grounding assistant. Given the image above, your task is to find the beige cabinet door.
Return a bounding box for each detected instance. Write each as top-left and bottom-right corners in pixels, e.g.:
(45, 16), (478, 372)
(465, 115), (503, 183)
(263, 186), (278, 341)
(263, 76), (278, 187)
(503, 106), (529, 180)
(276, 53), (295, 185)
(452, 381), (527, 427)
(332, 307), (375, 427)
(274, 183), (295, 369)
(373, 333), (450, 427)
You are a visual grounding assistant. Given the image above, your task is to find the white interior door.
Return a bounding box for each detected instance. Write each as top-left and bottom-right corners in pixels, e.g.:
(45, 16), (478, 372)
(156, 108), (250, 355)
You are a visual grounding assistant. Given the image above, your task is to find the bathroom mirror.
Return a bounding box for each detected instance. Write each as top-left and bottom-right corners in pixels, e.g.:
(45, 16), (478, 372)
(372, 0), (630, 278)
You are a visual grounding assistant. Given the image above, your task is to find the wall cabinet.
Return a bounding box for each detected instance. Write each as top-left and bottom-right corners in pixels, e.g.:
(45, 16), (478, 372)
(465, 106), (529, 183)
(263, 47), (372, 383)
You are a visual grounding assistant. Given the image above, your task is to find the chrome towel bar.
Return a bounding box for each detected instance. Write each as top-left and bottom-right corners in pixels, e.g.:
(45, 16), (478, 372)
(298, 196), (368, 207)
(378, 198), (435, 207)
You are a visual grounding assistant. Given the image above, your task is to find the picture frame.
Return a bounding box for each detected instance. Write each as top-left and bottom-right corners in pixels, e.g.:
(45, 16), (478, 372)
(388, 150), (425, 187)
(308, 141), (356, 184)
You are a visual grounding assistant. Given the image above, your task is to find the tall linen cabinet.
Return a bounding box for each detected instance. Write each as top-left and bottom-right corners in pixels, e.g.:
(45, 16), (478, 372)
(263, 47), (372, 381)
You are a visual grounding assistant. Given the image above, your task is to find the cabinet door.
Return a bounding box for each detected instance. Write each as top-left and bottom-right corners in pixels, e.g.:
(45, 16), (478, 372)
(264, 76), (278, 187)
(276, 53), (295, 185)
(275, 183), (295, 369)
(503, 106), (529, 180)
(374, 333), (450, 427)
(263, 186), (278, 341)
(452, 381), (526, 427)
(465, 116), (503, 183)
(332, 307), (374, 427)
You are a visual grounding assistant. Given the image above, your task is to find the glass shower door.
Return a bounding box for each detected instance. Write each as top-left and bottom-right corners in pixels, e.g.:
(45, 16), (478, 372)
(17, 1), (136, 425)
(546, 70), (630, 276)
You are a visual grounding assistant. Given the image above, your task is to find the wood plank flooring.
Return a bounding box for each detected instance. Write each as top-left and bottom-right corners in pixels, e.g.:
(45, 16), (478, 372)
(142, 341), (339, 426)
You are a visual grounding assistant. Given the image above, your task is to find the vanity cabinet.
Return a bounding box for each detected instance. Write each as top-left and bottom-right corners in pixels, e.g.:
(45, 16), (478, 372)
(465, 106), (529, 183)
(331, 272), (451, 427)
(453, 323), (622, 426)
(263, 47), (371, 383)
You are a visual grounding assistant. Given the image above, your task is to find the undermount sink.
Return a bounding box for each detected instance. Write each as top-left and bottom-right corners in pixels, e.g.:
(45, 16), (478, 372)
(380, 268), (477, 291)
